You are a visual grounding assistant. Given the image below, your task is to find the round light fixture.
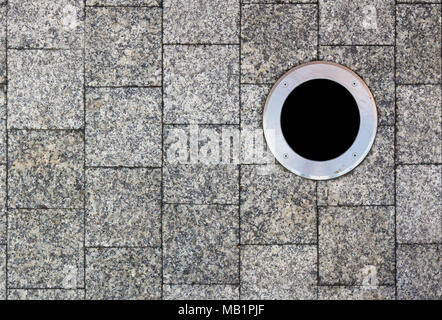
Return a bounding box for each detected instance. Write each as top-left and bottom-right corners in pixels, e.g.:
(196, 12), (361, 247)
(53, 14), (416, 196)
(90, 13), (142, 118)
(263, 61), (377, 180)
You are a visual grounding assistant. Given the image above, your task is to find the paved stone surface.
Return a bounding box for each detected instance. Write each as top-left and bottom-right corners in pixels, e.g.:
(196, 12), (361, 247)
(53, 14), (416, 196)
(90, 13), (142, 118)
(86, 87), (162, 167)
(86, 168), (161, 247)
(318, 126), (395, 206)
(241, 245), (316, 299)
(397, 165), (441, 243)
(8, 130), (84, 209)
(8, 0), (84, 49)
(396, 4), (441, 84)
(8, 209), (84, 288)
(86, 247), (161, 300)
(319, 46), (395, 125)
(164, 45), (239, 124)
(319, 0), (395, 45)
(396, 85), (441, 164)
(397, 244), (440, 300)
(163, 204), (239, 284)
(164, 0), (239, 44)
(0, 1), (440, 300)
(163, 285), (239, 300)
(319, 206), (395, 285)
(241, 4), (317, 83)
(85, 7), (162, 86)
(8, 50), (83, 130)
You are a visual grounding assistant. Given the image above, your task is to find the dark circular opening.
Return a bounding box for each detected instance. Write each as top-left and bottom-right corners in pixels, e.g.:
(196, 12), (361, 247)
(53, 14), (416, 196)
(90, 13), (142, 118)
(280, 79), (360, 161)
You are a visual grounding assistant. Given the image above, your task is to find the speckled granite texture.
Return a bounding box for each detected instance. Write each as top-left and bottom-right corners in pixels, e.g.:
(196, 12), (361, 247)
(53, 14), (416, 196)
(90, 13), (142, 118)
(0, 1), (440, 300)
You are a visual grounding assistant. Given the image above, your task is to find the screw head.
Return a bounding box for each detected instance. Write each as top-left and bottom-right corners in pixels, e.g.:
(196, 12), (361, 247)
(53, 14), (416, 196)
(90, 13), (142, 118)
(353, 153), (357, 157)
(283, 82), (288, 87)
(283, 153), (289, 159)
(352, 81), (358, 87)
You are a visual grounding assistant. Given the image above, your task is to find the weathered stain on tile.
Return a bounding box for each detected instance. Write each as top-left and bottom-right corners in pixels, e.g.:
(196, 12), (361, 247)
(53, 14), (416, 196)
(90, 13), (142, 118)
(85, 7), (162, 86)
(8, 0), (84, 49)
(163, 204), (239, 284)
(8, 289), (84, 300)
(163, 285), (239, 300)
(397, 244), (440, 300)
(164, 0), (239, 44)
(164, 45), (239, 124)
(396, 4), (441, 83)
(241, 245), (317, 299)
(241, 4), (317, 83)
(397, 165), (441, 243)
(86, 247), (161, 300)
(319, 206), (395, 285)
(397, 85), (441, 164)
(319, 0), (395, 45)
(8, 209), (84, 288)
(86, 168), (161, 247)
(86, 87), (162, 167)
(8, 130), (84, 209)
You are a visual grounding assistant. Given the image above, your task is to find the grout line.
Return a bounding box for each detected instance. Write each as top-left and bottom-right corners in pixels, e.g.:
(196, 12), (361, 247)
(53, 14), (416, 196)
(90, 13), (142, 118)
(160, 3), (164, 301)
(83, 0), (87, 301)
(86, 85), (162, 89)
(315, 181), (320, 294)
(317, 204), (395, 208)
(4, 0), (8, 300)
(393, 0), (398, 300)
(85, 165), (162, 170)
(85, 5), (162, 8)
(241, 243), (318, 246)
(163, 283), (240, 286)
(163, 43), (240, 46)
(85, 245), (162, 249)
(319, 44), (395, 47)
(316, 0), (319, 60)
(238, 1), (242, 300)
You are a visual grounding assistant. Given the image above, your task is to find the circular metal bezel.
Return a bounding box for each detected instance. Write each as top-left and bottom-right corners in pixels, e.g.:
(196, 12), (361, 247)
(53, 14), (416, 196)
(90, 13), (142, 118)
(263, 61), (377, 180)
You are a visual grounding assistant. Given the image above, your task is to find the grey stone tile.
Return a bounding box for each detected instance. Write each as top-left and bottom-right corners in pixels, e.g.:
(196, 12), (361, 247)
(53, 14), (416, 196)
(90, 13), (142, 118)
(8, 50), (83, 130)
(85, 7), (161, 87)
(0, 246), (4, 299)
(319, 0), (395, 45)
(318, 286), (395, 300)
(317, 126), (394, 206)
(397, 244), (440, 300)
(164, 45), (239, 124)
(0, 7), (5, 83)
(397, 165), (441, 244)
(241, 245), (317, 299)
(242, 0), (316, 2)
(163, 285), (239, 300)
(240, 84), (270, 128)
(241, 165), (316, 244)
(8, 0), (84, 49)
(397, 85), (441, 164)
(8, 209), (84, 288)
(241, 4), (317, 83)
(8, 289), (84, 300)
(87, 0), (161, 5)
(163, 204), (239, 284)
(0, 87), (5, 120)
(0, 166), (5, 244)
(86, 247), (161, 300)
(398, 0), (440, 2)
(164, 0), (239, 44)
(319, 206), (395, 285)
(8, 130), (84, 209)
(319, 46), (395, 125)
(0, 120), (4, 164)
(85, 87), (162, 167)
(396, 4), (441, 84)
(86, 168), (161, 247)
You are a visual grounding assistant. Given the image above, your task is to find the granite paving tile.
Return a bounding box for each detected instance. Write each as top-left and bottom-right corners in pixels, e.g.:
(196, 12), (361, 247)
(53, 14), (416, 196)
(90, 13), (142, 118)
(319, 206), (395, 285)
(164, 45), (239, 124)
(240, 84), (270, 129)
(164, 0), (239, 44)
(0, 120), (4, 164)
(8, 209), (84, 288)
(397, 244), (440, 300)
(0, 246), (4, 299)
(8, 50), (83, 129)
(319, 0), (395, 45)
(163, 285), (239, 300)
(8, 289), (84, 300)
(163, 204), (239, 284)
(241, 245), (316, 300)
(8, 0), (84, 49)
(86, 247), (161, 300)
(318, 286), (395, 300)
(85, 7), (162, 87)
(0, 166), (5, 244)
(397, 165), (441, 243)
(0, 87), (5, 119)
(241, 4), (317, 83)
(241, 165), (316, 244)
(85, 87), (162, 167)
(397, 85), (441, 164)
(0, 6), (5, 83)
(396, 4), (441, 84)
(242, 0), (316, 3)
(86, 168), (161, 247)
(319, 46), (395, 125)
(317, 126), (395, 206)
(87, 0), (161, 5)
(8, 130), (84, 209)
